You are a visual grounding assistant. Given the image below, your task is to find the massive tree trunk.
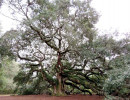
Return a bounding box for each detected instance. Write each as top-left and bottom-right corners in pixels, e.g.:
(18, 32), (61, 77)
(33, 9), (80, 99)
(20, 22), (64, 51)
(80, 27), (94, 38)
(53, 86), (57, 94)
(57, 73), (62, 94)
(56, 52), (63, 95)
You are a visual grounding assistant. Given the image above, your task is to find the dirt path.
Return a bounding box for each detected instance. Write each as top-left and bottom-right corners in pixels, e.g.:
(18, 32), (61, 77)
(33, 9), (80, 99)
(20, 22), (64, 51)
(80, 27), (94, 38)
(0, 94), (104, 100)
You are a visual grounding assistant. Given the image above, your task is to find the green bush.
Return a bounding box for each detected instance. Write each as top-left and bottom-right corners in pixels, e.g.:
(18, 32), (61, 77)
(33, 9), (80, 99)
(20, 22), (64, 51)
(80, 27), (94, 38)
(0, 57), (19, 94)
(103, 66), (130, 98)
(14, 72), (52, 95)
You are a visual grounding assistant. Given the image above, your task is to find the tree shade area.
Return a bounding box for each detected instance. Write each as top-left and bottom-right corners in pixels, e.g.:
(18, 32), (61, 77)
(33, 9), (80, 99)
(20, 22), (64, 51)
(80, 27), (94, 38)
(0, 0), (130, 99)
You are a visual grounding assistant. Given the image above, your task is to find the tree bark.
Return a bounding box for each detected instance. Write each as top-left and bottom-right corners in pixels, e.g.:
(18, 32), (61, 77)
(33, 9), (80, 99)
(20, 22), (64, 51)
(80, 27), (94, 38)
(57, 73), (62, 94)
(56, 52), (63, 95)
(53, 86), (57, 94)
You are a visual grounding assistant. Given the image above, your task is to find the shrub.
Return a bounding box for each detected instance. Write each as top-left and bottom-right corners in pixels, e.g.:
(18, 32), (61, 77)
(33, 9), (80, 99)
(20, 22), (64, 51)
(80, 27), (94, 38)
(103, 66), (130, 98)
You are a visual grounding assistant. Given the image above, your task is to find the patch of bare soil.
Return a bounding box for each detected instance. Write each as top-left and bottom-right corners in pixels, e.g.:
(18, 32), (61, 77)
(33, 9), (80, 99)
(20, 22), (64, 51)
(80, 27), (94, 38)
(0, 94), (104, 100)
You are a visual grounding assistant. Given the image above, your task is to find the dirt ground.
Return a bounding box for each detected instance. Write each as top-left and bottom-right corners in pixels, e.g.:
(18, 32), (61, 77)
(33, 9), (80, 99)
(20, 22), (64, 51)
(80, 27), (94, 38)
(0, 94), (104, 100)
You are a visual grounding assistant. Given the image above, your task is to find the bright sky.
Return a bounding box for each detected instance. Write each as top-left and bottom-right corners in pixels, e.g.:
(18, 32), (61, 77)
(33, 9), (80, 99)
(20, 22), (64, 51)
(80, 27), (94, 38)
(92, 0), (130, 34)
(0, 0), (130, 36)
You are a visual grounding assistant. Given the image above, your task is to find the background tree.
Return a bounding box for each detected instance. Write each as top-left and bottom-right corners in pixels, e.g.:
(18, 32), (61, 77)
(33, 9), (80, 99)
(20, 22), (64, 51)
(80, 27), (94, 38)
(0, 57), (19, 94)
(0, 0), (3, 7)
(103, 36), (130, 99)
(0, 30), (19, 94)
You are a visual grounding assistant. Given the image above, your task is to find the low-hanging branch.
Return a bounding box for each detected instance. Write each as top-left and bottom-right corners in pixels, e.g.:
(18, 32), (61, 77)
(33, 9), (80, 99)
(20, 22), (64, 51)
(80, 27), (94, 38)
(65, 81), (92, 95)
